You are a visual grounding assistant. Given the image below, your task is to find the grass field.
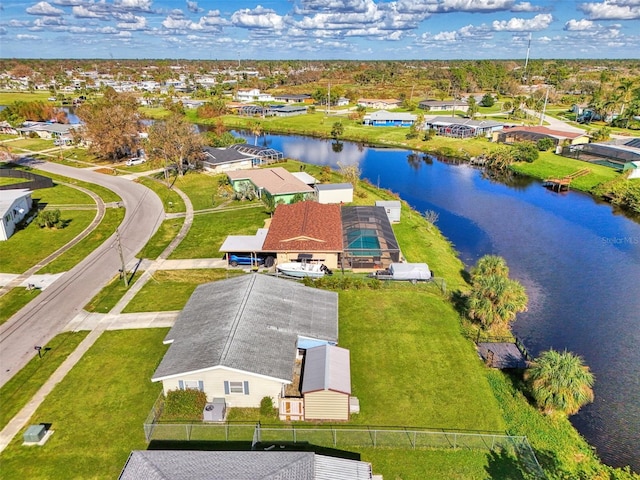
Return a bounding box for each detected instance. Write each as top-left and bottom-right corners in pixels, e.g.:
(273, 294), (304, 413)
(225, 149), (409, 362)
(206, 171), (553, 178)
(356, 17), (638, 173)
(0, 331), (88, 431)
(84, 271), (144, 313)
(0, 287), (41, 327)
(0, 209), (96, 274)
(136, 176), (186, 213)
(0, 329), (168, 480)
(168, 207), (268, 259)
(37, 207), (125, 274)
(136, 217), (185, 260)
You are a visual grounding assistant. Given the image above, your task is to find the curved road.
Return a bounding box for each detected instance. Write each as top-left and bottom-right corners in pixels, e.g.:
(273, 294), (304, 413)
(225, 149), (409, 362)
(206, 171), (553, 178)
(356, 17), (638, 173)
(0, 160), (164, 387)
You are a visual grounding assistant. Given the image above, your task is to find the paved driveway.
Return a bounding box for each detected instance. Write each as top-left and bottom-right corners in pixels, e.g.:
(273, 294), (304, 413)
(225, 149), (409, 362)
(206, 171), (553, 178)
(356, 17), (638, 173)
(0, 160), (164, 387)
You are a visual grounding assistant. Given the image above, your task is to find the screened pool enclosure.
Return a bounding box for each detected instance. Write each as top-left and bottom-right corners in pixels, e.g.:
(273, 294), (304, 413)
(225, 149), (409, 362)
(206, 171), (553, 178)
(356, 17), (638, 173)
(341, 206), (400, 269)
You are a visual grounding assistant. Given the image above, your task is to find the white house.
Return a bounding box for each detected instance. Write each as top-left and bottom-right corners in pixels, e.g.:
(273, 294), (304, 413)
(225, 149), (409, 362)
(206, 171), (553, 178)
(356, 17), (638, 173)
(152, 275), (338, 409)
(235, 88), (274, 103)
(315, 183), (354, 204)
(0, 189), (33, 241)
(375, 200), (401, 223)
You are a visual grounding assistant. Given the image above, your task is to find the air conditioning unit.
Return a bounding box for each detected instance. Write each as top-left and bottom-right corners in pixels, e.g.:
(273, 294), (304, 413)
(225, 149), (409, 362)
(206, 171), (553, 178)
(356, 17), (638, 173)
(24, 424), (46, 443)
(203, 398), (227, 422)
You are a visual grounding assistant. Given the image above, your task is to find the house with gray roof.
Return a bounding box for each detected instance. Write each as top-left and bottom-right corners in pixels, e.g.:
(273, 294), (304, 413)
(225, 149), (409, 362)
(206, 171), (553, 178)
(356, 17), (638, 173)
(362, 110), (417, 127)
(119, 451), (373, 480)
(201, 144), (283, 174)
(152, 274), (338, 408)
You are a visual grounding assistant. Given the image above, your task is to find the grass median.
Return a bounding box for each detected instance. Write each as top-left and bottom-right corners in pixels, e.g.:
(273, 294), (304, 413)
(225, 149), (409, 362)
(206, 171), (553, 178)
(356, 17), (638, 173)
(0, 287), (41, 327)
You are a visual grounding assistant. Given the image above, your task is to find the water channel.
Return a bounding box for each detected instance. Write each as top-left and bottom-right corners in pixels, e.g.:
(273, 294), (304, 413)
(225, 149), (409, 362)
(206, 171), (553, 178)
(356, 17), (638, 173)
(233, 131), (640, 471)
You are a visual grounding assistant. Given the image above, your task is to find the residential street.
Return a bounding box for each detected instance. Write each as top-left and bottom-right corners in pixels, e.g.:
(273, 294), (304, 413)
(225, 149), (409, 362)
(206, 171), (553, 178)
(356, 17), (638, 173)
(0, 159), (164, 388)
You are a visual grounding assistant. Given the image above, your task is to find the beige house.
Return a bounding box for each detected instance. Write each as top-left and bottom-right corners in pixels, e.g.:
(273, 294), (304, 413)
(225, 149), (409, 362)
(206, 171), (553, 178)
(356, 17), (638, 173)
(151, 274), (338, 409)
(494, 126), (590, 146)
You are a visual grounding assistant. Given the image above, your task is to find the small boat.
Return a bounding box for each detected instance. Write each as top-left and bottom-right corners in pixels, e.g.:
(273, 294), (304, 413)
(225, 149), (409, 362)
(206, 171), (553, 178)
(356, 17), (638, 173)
(277, 262), (332, 278)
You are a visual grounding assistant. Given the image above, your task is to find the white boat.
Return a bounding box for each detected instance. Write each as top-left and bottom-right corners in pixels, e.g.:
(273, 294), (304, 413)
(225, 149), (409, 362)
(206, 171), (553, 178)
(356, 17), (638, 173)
(276, 262), (331, 278)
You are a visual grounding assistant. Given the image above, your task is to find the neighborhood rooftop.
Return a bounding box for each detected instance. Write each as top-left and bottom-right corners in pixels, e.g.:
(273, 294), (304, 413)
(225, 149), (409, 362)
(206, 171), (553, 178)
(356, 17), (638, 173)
(226, 167), (313, 195)
(152, 275), (338, 383)
(119, 451), (373, 480)
(301, 344), (351, 395)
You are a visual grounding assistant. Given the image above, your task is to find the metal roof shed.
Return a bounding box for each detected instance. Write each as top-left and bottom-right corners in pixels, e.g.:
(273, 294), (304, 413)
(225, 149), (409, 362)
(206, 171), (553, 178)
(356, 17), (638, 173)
(302, 344), (351, 421)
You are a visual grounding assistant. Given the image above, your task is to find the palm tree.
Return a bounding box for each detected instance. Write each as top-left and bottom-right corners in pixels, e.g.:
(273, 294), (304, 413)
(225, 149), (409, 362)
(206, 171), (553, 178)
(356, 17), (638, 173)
(467, 274), (528, 330)
(525, 349), (595, 416)
(472, 255), (509, 279)
(616, 78), (635, 116)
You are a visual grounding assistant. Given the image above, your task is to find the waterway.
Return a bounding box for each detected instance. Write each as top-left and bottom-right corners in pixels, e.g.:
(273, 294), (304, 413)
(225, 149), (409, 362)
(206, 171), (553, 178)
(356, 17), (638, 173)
(234, 131), (640, 471)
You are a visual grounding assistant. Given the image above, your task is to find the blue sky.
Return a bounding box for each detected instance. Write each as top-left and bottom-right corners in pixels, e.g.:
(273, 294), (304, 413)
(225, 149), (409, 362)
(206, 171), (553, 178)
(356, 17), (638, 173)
(1, 0), (639, 60)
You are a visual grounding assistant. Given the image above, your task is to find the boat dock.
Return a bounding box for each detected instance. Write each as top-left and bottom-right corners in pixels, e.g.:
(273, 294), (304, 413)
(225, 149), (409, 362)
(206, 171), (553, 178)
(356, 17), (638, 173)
(543, 168), (590, 191)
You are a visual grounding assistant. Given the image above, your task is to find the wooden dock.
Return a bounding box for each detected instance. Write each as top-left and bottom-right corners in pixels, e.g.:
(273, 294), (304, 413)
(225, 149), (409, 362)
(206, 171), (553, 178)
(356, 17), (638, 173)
(543, 168), (590, 192)
(477, 340), (530, 369)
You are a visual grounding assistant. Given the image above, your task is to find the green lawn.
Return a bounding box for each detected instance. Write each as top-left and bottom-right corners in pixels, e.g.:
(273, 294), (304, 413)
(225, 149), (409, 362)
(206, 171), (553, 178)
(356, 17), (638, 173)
(511, 151), (620, 192)
(173, 171), (229, 210)
(38, 207), (125, 274)
(0, 287), (41, 326)
(6, 138), (55, 152)
(32, 183), (94, 206)
(0, 329), (169, 480)
(0, 331), (88, 431)
(168, 207), (268, 259)
(137, 176), (186, 213)
(0, 92), (52, 103)
(0, 209), (96, 274)
(123, 269), (243, 313)
(84, 271), (144, 313)
(136, 217), (185, 260)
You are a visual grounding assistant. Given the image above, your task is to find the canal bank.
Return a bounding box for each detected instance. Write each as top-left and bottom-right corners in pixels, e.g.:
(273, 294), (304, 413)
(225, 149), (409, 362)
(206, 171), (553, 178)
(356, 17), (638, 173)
(228, 130), (640, 473)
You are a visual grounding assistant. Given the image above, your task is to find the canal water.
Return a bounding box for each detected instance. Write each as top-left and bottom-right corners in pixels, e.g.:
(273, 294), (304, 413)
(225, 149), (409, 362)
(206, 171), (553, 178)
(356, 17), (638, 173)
(234, 131), (640, 471)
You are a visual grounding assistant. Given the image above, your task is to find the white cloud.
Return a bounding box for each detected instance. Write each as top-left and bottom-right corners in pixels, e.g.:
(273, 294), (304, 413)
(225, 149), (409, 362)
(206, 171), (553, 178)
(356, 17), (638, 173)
(187, 1), (203, 14)
(17, 34), (41, 40)
(26, 2), (64, 16)
(511, 2), (543, 12)
(492, 13), (553, 31)
(116, 15), (147, 30)
(403, 0), (516, 13)
(73, 5), (109, 19)
(564, 18), (595, 30)
(31, 17), (66, 28)
(114, 0), (153, 12)
(162, 16), (193, 30)
(231, 6), (285, 29)
(580, 1), (640, 20)
(51, 0), (84, 5)
(293, 0), (372, 14)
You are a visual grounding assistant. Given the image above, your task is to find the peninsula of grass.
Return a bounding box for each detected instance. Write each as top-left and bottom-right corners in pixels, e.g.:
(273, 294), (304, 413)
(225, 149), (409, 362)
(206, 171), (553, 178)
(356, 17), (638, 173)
(0, 329), (169, 480)
(168, 206), (268, 259)
(84, 270), (144, 313)
(510, 151), (619, 193)
(0, 331), (88, 431)
(122, 269), (243, 313)
(137, 217), (185, 260)
(38, 207), (125, 274)
(0, 209), (96, 273)
(0, 287), (41, 327)
(137, 176), (186, 213)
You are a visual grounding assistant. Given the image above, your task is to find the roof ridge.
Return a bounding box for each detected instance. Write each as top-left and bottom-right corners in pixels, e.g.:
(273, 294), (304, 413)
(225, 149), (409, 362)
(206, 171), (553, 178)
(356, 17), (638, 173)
(220, 275), (256, 362)
(324, 345), (331, 390)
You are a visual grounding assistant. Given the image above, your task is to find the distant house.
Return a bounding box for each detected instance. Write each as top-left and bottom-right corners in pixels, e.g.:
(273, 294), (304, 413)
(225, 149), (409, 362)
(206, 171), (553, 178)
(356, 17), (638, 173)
(494, 126), (589, 146)
(0, 121), (17, 135)
(151, 274), (338, 409)
(315, 183), (353, 204)
(363, 110), (417, 127)
(226, 166), (314, 204)
(262, 201), (344, 269)
(418, 99), (469, 113)
(17, 122), (81, 142)
(235, 88), (273, 103)
(269, 104), (308, 117)
(301, 344), (351, 421)
(357, 98), (401, 109)
(424, 116), (504, 138)
(201, 144), (283, 174)
(119, 451), (374, 480)
(272, 93), (313, 104)
(0, 189), (33, 241)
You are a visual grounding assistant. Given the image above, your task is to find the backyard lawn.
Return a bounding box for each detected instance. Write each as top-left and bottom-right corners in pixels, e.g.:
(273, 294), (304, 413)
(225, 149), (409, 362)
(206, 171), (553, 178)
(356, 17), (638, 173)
(0, 329), (169, 480)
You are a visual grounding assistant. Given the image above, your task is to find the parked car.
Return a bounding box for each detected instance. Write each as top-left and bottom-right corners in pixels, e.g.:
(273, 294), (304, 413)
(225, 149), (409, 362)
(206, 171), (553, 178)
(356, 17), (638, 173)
(126, 157), (146, 166)
(228, 254), (265, 267)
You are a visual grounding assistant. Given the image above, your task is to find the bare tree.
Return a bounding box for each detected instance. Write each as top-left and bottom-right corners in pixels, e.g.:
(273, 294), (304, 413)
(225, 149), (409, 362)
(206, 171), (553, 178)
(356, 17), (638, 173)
(147, 113), (205, 184)
(76, 88), (141, 162)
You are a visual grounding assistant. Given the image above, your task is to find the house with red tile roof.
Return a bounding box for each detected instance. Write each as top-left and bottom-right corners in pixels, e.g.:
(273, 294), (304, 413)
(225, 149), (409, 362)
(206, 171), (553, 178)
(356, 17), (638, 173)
(262, 201), (343, 269)
(494, 126), (590, 147)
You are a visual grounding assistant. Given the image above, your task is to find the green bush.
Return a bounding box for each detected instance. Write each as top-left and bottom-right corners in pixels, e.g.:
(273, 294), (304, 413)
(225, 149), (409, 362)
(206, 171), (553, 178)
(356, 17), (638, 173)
(35, 209), (62, 228)
(536, 138), (555, 151)
(163, 388), (207, 421)
(260, 396), (276, 418)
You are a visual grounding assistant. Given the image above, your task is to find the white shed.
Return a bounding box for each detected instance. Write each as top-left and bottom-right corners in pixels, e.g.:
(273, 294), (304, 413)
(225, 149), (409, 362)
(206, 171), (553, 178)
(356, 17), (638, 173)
(1, 189), (33, 241)
(315, 183), (353, 204)
(375, 200), (401, 223)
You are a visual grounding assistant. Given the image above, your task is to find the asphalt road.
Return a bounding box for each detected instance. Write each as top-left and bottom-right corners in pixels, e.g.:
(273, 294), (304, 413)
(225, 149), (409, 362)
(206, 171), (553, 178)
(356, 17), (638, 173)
(0, 160), (164, 388)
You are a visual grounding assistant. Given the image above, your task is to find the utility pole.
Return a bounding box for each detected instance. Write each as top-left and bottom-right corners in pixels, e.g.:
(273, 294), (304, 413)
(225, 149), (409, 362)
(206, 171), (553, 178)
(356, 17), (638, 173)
(539, 86), (549, 126)
(327, 82), (331, 115)
(115, 229), (129, 287)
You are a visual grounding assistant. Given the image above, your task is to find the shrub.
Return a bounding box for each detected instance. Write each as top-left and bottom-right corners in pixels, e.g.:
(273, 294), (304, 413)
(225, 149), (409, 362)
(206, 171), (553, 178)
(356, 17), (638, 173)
(536, 138), (555, 151)
(163, 388), (207, 421)
(511, 141), (539, 163)
(35, 209), (62, 229)
(260, 396), (276, 418)
(480, 93), (495, 107)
